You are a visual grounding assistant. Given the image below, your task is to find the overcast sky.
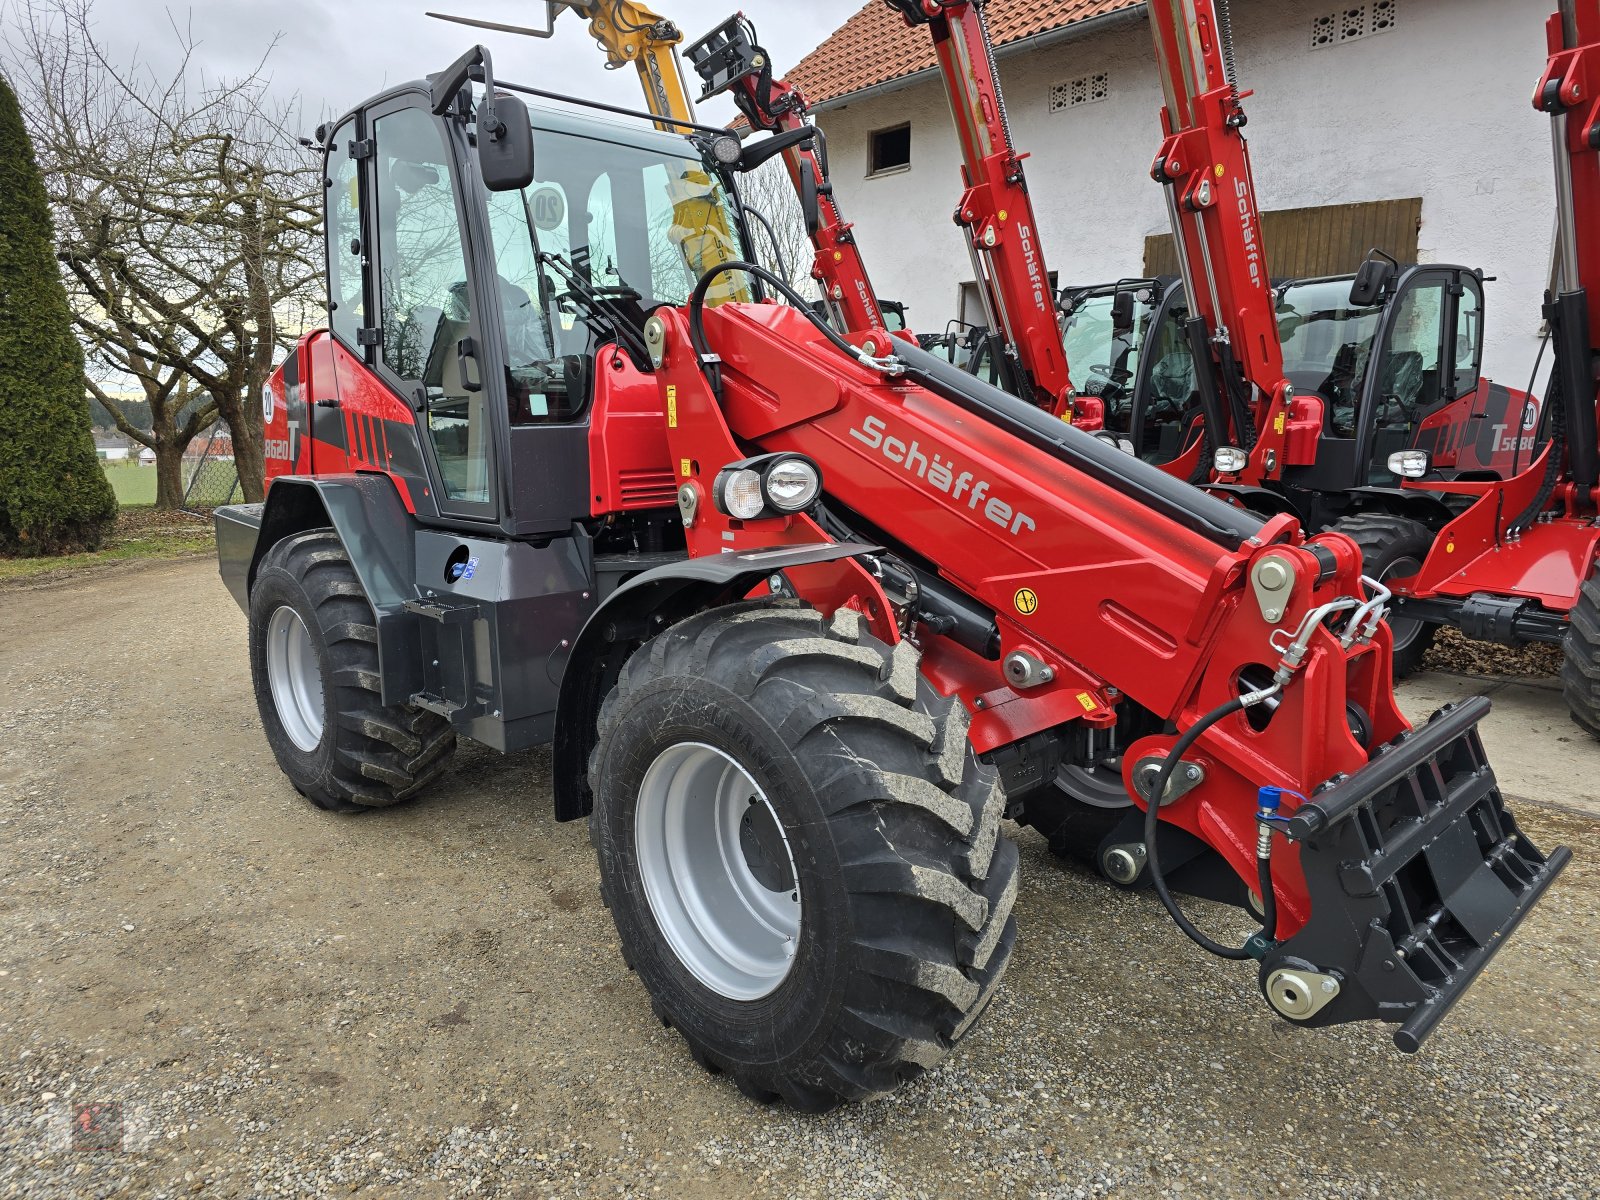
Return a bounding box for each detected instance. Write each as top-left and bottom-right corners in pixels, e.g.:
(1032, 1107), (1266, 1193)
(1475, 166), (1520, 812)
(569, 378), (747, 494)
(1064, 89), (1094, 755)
(2, 0), (865, 131)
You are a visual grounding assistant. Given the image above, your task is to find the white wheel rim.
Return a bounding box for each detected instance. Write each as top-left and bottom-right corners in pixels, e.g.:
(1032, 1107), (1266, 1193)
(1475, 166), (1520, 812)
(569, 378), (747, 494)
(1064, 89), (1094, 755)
(266, 605), (325, 752)
(634, 742), (801, 1000)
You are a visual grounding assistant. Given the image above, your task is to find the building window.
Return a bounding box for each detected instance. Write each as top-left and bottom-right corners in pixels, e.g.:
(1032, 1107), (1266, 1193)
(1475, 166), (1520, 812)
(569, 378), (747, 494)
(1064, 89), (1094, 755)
(1049, 72), (1109, 113)
(868, 123), (911, 176)
(1312, 1), (1397, 49)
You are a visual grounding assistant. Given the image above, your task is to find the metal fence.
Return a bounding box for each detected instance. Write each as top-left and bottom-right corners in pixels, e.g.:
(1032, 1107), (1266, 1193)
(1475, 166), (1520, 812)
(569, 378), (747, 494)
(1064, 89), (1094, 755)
(181, 422), (244, 510)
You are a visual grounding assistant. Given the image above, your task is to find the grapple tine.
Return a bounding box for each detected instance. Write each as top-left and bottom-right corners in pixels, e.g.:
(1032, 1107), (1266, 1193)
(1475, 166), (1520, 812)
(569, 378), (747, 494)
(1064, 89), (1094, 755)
(1260, 697), (1570, 1048)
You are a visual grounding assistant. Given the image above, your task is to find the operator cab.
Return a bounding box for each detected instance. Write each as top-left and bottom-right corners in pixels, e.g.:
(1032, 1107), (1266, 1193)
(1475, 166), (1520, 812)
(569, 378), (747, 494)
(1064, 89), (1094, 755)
(1059, 278), (1200, 465)
(311, 61), (759, 539)
(1275, 254), (1530, 510)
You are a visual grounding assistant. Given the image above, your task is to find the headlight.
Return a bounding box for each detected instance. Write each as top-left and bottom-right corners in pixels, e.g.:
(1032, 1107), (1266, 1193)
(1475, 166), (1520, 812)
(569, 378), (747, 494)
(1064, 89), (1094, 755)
(716, 467), (766, 519)
(712, 454), (823, 520)
(1387, 450), (1431, 479)
(764, 458), (820, 512)
(1213, 446), (1248, 474)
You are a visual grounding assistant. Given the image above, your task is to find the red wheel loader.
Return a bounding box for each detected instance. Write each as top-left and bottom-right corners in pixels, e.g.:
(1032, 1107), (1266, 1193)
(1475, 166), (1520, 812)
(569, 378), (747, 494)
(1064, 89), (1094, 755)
(215, 12), (1567, 1111)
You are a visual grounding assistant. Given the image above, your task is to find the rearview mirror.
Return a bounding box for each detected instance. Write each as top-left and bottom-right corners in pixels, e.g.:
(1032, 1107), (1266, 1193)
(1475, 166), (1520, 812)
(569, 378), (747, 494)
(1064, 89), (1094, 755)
(480, 92), (534, 192)
(1349, 256), (1395, 306)
(1110, 289), (1135, 334)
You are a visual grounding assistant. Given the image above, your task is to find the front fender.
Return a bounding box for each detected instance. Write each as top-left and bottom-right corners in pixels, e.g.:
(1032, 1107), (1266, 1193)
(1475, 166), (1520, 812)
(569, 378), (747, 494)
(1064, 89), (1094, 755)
(222, 474), (424, 707)
(551, 540), (878, 821)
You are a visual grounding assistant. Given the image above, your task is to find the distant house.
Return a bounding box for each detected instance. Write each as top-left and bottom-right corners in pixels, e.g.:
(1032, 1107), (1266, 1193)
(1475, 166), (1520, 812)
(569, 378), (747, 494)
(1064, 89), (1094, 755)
(94, 434), (132, 462)
(137, 447), (156, 465)
(185, 433), (234, 461)
(784, 0), (1554, 390)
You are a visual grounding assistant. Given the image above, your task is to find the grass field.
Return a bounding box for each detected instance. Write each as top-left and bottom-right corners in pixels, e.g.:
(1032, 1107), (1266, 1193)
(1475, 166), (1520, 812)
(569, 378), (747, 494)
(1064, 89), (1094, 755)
(101, 459), (241, 508)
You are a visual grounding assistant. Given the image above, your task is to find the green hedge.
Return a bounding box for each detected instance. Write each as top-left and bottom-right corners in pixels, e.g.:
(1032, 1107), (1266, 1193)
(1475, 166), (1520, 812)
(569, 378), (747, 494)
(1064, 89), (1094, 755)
(0, 73), (117, 555)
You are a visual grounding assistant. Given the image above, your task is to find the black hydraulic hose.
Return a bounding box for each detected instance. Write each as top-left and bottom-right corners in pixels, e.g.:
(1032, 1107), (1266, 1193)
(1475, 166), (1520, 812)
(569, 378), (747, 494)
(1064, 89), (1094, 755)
(1509, 330), (1549, 482)
(1257, 847), (1278, 943)
(688, 260), (883, 392)
(740, 205), (792, 287)
(1507, 367), (1566, 537)
(1142, 693), (1266, 961)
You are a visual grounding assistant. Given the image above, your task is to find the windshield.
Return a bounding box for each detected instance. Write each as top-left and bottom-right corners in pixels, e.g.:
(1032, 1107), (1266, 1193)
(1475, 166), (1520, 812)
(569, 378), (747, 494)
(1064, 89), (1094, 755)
(482, 126), (746, 424)
(1276, 278), (1384, 436)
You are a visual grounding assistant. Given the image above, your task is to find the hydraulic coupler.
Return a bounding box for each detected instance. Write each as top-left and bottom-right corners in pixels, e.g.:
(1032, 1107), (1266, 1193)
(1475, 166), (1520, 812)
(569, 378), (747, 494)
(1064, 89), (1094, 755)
(1258, 696), (1569, 1050)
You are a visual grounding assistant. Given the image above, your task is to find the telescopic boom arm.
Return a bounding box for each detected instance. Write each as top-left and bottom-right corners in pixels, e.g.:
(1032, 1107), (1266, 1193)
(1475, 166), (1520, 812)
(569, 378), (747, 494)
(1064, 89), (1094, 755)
(1534, 0), (1600, 499)
(884, 1), (1078, 418)
(1146, 0), (1292, 476)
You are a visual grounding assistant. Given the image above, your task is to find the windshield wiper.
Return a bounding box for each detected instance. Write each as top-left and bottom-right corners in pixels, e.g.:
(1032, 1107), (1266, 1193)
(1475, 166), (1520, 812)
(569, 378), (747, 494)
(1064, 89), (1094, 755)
(538, 251), (652, 366)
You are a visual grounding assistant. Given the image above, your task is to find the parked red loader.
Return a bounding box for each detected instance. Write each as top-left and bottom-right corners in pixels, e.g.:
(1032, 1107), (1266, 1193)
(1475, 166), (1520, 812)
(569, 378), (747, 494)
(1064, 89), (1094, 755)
(216, 12), (1566, 1110)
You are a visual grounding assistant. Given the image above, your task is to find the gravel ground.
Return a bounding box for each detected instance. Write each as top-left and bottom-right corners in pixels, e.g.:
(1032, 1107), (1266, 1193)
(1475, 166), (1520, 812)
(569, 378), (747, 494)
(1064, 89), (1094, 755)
(2, 559), (1597, 1198)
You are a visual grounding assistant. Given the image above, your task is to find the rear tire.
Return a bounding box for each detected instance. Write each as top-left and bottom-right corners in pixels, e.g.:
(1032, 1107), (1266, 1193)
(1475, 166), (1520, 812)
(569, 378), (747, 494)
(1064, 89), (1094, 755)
(249, 529), (456, 811)
(588, 600), (1018, 1111)
(1330, 513), (1438, 678)
(1561, 572), (1600, 740)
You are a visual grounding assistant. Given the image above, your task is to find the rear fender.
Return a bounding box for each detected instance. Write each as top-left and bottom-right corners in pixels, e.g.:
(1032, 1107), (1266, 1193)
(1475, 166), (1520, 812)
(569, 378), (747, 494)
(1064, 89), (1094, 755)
(1348, 486), (1454, 530)
(551, 540), (878, 822)
(1201, 482), (1303, 523)
(235, 474), (424, 707)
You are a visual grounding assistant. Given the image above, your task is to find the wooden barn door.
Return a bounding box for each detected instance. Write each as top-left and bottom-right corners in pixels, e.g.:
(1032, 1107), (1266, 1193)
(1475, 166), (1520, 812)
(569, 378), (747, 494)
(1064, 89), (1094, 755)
(1143, 197), (1423, 279)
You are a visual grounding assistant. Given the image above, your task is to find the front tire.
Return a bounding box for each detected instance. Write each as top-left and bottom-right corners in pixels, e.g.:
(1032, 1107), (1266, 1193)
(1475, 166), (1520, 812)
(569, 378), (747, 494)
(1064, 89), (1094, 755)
(1561, 572), (1600, 740)
(249, 529), (456, 811)
(589, 600), (1018, 1111)
(1330, 513), (1439, 678)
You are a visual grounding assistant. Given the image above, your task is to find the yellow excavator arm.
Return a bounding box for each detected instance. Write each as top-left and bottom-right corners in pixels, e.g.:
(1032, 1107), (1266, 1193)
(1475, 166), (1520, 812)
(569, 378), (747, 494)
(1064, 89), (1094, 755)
(567, 2), (751, 302)
(430, 3), (753, 301)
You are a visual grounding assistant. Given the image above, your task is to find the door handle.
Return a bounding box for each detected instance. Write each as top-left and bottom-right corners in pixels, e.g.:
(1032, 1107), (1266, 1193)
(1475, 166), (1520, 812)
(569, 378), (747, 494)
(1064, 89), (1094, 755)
(315, 397), (341, 409)
(458, 337), (483, 393)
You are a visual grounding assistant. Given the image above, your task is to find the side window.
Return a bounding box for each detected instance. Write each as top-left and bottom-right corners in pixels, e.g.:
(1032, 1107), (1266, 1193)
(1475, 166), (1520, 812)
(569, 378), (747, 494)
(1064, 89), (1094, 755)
(1453, 284), (1483, 397)
(325, 119), (363, 348)
(372, 106), (489, 506)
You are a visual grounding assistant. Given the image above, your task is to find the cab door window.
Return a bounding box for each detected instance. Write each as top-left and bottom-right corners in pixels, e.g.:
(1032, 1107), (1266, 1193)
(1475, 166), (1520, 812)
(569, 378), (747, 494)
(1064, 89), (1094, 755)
(1377, 280), (1446, 427)
(1452, 283), (1484, 397)
(371, 105), (491, 508)
(325, 118), (364, 350)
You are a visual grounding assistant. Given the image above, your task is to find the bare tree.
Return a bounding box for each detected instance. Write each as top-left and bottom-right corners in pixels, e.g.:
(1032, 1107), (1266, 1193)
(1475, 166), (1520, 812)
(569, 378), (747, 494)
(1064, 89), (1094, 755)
(3, 0), (321, 504)
(736, 158), (821, 301)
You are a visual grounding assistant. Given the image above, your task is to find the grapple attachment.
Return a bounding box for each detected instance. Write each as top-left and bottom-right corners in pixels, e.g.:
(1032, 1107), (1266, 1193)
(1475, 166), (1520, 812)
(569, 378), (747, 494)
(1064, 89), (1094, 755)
(1260, 696), (1569, 1050)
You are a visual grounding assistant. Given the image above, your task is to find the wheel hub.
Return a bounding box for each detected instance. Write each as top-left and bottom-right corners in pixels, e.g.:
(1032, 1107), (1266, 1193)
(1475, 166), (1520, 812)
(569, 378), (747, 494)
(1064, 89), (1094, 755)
(635, 742), (801, 1000)
(265, 605), (324, 753)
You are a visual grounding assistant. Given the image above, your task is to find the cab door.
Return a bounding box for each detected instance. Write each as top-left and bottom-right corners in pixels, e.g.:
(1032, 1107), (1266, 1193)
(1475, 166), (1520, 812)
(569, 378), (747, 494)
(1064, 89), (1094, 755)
(364, 95), (501, 522)
(1360, 267), (1484, 482)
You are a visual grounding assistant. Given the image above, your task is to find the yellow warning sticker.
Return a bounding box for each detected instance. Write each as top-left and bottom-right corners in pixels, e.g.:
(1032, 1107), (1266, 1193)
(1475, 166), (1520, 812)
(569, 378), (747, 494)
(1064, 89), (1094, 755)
(1013, 587), (1039, 615)
(680, 458), (692, 478)
(666, 385), (677, 429)
(998, 208), (1009, 220)
(1274, 411), (1286, 434)
(1445, 540), (1456, 554)
(1076, 692), (1097, 713)
(1214, 163), (1225, 177)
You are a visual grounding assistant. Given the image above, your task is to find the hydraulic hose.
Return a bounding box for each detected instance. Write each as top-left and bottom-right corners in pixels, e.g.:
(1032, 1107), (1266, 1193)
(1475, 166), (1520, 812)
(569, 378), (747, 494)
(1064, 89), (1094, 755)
(688, 260), (897, 393)
(1141, 687), (1280, 960)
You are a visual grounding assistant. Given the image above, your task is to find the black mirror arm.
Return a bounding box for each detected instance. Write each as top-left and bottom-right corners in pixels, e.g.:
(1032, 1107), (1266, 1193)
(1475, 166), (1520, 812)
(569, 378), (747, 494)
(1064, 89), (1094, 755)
(738, 125), (817, 172)
(429, 44), (502, 138)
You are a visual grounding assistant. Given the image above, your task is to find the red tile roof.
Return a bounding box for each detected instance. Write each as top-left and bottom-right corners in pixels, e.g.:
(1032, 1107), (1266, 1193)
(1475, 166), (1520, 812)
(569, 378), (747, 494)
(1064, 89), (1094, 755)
(785, 0), (1145, 108)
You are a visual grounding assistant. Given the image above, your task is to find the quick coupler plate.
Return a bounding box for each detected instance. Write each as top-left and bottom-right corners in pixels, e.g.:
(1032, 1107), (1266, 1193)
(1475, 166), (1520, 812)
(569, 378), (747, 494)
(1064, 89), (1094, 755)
(1258, 696), (1569, 1051)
